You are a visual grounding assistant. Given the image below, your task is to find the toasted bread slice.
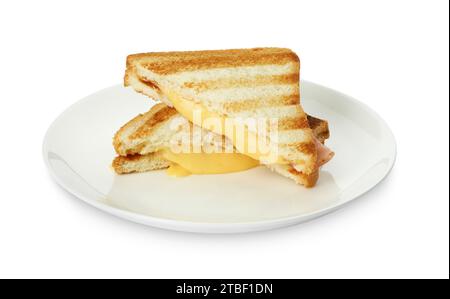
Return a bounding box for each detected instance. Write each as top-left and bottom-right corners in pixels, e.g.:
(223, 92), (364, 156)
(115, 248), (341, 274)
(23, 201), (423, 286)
(112, 152), (170, 174)
(124, 48), (319, 176)
(112, 104), (331, 187)
(113, 103), (231, 156)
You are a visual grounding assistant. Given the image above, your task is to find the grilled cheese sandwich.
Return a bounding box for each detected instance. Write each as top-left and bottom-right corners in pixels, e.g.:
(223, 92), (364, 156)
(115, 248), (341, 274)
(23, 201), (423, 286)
(116, 48), (334, 187)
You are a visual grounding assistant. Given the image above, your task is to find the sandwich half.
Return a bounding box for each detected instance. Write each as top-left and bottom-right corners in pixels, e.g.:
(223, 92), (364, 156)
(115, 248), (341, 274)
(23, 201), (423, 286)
(113, 104), (333, 186)
(123, 48), (333, 187)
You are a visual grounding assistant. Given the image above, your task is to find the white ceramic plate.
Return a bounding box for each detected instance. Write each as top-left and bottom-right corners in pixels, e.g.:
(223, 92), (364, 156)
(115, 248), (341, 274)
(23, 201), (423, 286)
(43, 81), (396, 233)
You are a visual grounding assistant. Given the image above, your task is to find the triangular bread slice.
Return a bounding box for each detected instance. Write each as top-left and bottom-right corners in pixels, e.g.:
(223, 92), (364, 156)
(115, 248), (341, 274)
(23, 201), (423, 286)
(124, 48), (319, 177)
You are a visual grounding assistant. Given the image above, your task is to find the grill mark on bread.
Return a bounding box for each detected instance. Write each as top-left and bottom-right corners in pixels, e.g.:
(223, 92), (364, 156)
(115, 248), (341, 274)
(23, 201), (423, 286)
(130, 105), (178, 139)
(278, 116), (310, 131)
(284, 142), (317, 155)
(137, 49), (299, 75)
(136, 78), (300, 113)
(183, 73), (299, 91)
(222, 94), (299, 112)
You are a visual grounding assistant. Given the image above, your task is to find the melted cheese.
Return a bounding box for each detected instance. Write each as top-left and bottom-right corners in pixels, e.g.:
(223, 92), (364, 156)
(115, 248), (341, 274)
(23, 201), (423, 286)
(165, 90), (286, 164)
(166, 162), (191, 177)
(162, 150), (260, 176)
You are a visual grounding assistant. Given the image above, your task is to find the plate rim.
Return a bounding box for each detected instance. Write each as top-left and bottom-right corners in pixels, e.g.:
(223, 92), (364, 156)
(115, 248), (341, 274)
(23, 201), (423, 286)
(42, 81), (397, 233)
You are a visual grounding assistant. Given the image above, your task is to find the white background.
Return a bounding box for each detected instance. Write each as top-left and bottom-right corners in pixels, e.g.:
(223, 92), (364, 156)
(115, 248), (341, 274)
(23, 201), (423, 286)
(0, 0), (448, 279)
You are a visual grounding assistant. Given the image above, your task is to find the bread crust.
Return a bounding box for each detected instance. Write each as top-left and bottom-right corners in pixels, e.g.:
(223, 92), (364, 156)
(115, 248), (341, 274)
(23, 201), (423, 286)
(127, 48), (300, 75)
(130, 105), (178, 140)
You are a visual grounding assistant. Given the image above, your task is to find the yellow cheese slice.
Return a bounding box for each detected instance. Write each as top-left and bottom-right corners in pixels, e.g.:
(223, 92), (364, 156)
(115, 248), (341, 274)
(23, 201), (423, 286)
(162, 150), (260, 176)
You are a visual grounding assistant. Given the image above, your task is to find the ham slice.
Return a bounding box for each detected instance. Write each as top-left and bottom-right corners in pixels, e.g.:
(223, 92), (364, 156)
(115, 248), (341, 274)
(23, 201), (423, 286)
(314, 137), (334, 167)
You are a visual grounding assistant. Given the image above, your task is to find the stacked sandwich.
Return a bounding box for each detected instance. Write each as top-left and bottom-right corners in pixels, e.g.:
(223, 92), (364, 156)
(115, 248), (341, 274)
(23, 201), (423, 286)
(112, 48), (334, 187)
